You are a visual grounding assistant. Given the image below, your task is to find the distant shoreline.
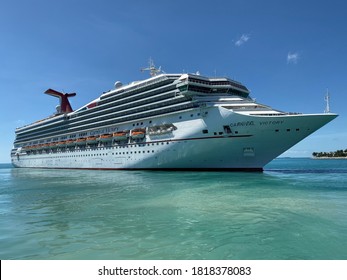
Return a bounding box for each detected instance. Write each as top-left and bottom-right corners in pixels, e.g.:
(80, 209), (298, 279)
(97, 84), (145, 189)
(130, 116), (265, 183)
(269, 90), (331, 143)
(312, 157), (347, 160)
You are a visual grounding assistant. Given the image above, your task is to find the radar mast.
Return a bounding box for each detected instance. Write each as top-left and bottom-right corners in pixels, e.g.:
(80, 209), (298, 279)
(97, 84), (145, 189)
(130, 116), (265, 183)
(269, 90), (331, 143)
(140, 58), (162, 77)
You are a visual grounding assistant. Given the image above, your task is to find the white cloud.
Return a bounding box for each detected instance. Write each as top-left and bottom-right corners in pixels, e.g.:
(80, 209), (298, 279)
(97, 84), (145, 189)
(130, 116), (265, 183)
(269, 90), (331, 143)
(235, 34), (250, 46)
(287, 52), (300, 64)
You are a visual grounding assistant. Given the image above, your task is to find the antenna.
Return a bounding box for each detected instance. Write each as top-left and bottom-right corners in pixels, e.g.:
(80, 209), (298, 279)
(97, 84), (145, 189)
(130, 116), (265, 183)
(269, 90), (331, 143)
(324, 89), (330, 113)
(140, 58), (162, 77)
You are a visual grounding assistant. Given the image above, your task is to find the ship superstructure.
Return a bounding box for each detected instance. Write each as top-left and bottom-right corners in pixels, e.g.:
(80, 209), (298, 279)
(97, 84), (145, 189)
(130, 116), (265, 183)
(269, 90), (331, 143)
(11, 64), (337, 170)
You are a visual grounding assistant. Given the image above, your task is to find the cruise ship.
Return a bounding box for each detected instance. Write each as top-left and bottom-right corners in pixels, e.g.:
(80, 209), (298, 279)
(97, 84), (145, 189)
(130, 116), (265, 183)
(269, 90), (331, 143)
(11, 62), (337, 171)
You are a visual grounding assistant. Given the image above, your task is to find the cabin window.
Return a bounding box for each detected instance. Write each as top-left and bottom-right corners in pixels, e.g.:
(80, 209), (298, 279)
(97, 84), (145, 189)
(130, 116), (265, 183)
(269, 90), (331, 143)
(202, 129), (208, 134)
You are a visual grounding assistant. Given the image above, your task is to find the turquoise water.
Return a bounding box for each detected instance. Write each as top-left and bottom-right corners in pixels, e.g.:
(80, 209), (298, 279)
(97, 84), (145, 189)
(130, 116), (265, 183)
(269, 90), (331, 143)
(1, 158), (347, 260)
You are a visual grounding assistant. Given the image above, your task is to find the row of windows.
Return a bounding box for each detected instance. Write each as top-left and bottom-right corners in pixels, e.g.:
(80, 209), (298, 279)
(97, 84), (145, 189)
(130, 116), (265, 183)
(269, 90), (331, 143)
(17, 75), (246, 139)
(99, 75), (175, 102)
(24, 142), (175, 159)
(99, 80), (175, 106)
(16, 115), (64, 133)
(40, 150), (157, 158)
(73, 85), (177, 122)
(18, 108), (199, 146)
(16, 80), (177, 139)
(18, 77), (245, 141)
(187, 85), (248, 97)
(188, 77), (249, 92)
(15, 108), (202, 146)
(17, 96), (167, 140)
(69, 93), (185, 130)
(15, 100), (196, 142)
(275, 128), (301, 132)
(26, 141), (172, 154)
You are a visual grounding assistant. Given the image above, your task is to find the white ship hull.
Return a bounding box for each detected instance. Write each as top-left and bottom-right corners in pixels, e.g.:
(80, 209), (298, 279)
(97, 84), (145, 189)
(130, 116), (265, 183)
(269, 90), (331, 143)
(11, 107), (337, 171)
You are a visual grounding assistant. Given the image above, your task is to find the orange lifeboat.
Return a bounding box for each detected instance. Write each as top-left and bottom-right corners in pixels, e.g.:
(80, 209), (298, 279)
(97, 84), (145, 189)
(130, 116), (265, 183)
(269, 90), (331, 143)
(49, 142), (58, 147)
(57, 141), (66, 147)
(131, 129), (146, 139)
(113, 131), (128, 141)
(98, 134), (112, 142)
(86, 136), (98, 144)
(76, 138), (87, 145)
(31, 144), (40, 150)
(42, 143), (50, 148)
(66, 139), (76, 146)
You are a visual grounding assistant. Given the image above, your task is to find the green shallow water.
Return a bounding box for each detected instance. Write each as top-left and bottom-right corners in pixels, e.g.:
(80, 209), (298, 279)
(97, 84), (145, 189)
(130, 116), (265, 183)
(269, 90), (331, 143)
(1, 158), (347, 259)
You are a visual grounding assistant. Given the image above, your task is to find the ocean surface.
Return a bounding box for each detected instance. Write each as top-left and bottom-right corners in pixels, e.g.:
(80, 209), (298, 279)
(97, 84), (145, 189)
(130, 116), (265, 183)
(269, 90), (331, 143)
(1, 158), (347, 260)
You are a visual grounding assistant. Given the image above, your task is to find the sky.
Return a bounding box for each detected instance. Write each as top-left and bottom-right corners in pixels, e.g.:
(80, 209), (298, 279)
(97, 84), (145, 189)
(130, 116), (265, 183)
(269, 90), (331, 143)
(0, 0), (346, 163)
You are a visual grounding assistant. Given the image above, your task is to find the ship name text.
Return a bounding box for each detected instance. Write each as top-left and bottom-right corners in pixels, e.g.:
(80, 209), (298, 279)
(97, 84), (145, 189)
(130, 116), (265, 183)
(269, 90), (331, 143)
(230, 121), (255, 127)
(259, 120), (284, 126)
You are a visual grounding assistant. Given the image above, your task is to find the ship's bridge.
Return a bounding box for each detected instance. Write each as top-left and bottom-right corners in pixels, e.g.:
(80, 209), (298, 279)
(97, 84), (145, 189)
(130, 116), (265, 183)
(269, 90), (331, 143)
(176, 74), (250, 98)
